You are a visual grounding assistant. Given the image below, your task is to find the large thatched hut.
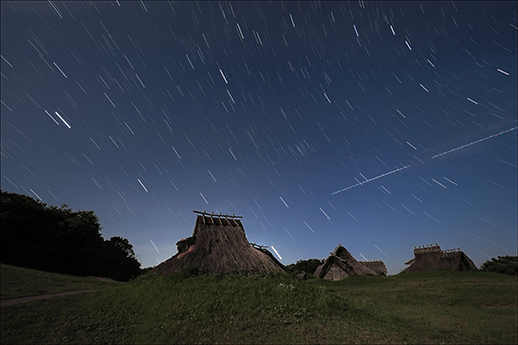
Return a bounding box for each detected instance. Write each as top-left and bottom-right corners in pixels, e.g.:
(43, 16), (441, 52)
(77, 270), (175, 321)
(314, 244), (384, 280)
(152, 211), (285, 275)
(404, 243), (478, 272)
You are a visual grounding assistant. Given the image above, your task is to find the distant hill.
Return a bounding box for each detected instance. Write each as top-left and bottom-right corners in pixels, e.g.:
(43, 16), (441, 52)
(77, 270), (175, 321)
(1, 190), (141, 281)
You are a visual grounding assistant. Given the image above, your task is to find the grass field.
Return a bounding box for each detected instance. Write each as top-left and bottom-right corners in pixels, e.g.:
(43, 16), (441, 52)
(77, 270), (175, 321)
(1, 264), (123, 300)
(1, 265), (516, 344)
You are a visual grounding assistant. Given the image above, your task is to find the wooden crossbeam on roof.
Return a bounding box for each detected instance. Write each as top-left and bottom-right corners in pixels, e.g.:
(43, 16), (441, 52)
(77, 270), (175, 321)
(193, 210), (243, 218)
(193, 210), (243, 226)
(250, 242), (269, 250)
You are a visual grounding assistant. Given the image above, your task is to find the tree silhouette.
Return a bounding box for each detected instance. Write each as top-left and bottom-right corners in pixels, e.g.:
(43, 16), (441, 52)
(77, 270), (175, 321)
(480, 256), (517, 276)
(285, 258), (325, 275)
(1, 190), (141, 281)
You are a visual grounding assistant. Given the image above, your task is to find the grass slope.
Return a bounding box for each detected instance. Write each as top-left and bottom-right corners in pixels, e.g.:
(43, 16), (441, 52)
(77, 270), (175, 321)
(1, 264), (122, 300)
(1, 269), (516, 344)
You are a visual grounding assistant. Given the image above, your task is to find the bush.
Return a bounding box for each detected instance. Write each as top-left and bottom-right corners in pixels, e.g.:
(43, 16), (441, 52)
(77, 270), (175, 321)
(480, 256), (518, 276)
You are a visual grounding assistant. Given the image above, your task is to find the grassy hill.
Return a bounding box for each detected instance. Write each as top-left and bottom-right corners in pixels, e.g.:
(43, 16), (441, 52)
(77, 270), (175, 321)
(1, 267), (516, 344)
(1, 264), (123, 300)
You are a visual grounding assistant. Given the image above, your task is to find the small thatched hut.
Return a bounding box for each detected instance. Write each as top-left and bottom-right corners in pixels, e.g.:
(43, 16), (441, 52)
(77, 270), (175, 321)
(314, 244), (383, 280)
(404, 243), (478, 273)
(152, 212), (285, 275)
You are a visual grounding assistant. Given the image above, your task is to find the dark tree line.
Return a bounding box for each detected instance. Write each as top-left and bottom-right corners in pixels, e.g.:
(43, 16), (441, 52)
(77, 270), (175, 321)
(1, 190), (141, 281)
(285, 258), (325, 275)
(480, 256), (517, 276)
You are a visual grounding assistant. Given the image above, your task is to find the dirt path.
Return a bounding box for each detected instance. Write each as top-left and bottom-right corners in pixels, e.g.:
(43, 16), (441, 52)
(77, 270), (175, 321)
(1, 290), (100, 307)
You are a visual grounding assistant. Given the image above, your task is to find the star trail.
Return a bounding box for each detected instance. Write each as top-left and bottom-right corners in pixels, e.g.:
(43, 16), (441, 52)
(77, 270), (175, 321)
(1, 1), (516, 274)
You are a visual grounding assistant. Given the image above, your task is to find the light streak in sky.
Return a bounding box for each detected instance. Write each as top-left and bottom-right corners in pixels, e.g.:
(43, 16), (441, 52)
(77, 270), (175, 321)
(1, 55), (13, 67)
(30, 188), (42, 201)
(401, 204), (415, 215)
(226, 89), (235, 103)
(219, 69), (228, 83)
(443, 176), (458, 186)
(432, 179), (447, 189)
(44, 110), (59, 125)
(374, 244), (388, 257)
(334, 127), (517, 195)
(54, 111), (71, 128)
(323, 93), (331, 103)
(271, 245), (282, 260)
(424, 212), (439, 223)
(208, 170), (217, 182)
(279, 196), (289, 208)
(406, 141), (418, 150)
(479, 251), (491, 258)
(319, 207), (330, 219)
(236, 23), (244, 40)
(498, 159), (517, 168)
(150, 240), (160, 254)
(104, 92), (116, 108)
(430, 127), (517, 159)
(411, 194), (423, 203)
(53, 62), (67, 78)
(228, 148), (238, 161)
(304, 221), (315, 233)
(466, 97), (478, 105)
(172, 146), (182, 159)
(289, 14), (295, 28)
(332, 165), (410, 195)
(137, 179), (148, 192)
(199, 192), (208, 204)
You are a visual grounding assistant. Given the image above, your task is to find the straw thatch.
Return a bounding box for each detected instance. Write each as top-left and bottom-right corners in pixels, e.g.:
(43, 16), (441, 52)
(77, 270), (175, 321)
(404, 243), (478, 273)
(152, 215), (285, 275)
(314, 244), (381, 280)
(358, 260), (388, 276)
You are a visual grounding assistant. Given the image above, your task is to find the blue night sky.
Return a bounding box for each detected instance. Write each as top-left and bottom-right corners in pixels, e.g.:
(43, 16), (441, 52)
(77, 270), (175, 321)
(1, 1), (516, 274)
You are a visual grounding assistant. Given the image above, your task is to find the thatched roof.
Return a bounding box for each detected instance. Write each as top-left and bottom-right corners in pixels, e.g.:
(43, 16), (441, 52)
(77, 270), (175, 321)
(404, 244), (478, 272)
(152, 214), (285, 275)
(314, 244), (380, 280)
(358, 260), (388, 276)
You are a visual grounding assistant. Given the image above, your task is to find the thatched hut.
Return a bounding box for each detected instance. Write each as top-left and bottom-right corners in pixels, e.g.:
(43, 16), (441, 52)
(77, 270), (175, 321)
(314, 244), (383, 280)
(404, 243), (478, 273)
(152, 212), (285, 275)
(358, 260), (388, 276)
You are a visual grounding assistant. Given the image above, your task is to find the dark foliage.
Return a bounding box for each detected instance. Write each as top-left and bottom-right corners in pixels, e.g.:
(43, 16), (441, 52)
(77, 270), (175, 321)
(480, 256), (518, 276)
(0, 190), (141, 281)
(285, 258), (325, 275)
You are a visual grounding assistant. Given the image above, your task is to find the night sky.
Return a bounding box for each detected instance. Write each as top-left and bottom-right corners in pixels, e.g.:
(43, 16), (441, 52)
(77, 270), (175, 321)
(1, 1), (516, 274)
